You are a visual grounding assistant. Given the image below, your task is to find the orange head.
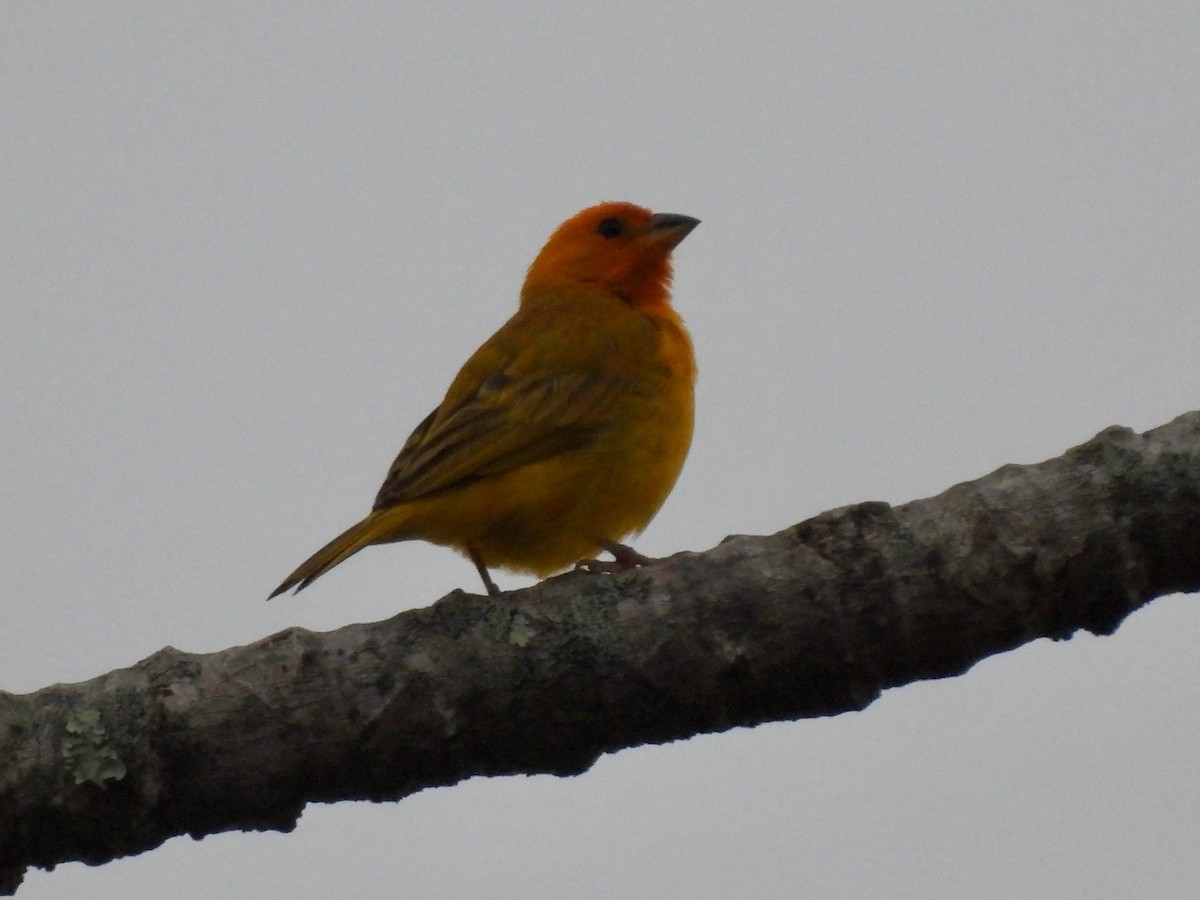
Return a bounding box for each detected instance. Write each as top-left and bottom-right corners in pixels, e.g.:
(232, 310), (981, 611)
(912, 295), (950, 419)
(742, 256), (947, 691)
(522, 202), (700, 310)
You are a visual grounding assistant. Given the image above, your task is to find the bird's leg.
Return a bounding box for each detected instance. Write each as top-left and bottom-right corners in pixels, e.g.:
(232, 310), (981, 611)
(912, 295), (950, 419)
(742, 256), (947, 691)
(468, 547), (502, 596)
(601, 539), (656, 567)
(575, 540), (658, 575)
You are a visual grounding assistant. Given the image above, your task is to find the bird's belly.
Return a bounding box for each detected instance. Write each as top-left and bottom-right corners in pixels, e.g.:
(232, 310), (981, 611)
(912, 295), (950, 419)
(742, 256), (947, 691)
(401, 387), (693, 576)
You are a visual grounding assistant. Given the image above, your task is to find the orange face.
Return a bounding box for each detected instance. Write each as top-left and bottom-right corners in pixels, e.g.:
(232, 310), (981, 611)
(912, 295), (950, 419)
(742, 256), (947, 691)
(522, 202), (700, 309)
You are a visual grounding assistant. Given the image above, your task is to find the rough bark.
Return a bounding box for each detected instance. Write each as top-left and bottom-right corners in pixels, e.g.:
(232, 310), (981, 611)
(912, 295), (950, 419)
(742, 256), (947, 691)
(2, 412), (1199, 894)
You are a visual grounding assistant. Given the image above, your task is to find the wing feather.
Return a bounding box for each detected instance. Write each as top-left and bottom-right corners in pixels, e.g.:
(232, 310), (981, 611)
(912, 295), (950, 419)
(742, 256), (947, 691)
(373, 367), (625, 508)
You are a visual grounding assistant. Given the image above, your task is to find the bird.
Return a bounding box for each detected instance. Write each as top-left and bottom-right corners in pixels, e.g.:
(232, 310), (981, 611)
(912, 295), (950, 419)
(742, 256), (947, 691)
(269, 201), (699, 598)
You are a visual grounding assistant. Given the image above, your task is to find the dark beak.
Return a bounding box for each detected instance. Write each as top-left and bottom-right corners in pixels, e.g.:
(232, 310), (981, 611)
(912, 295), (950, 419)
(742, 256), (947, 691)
(645, 212), (701, 249)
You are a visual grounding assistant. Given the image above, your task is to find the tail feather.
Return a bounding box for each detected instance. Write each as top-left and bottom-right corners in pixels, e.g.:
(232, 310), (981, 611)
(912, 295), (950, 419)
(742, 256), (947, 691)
(268, 510), (408, 599)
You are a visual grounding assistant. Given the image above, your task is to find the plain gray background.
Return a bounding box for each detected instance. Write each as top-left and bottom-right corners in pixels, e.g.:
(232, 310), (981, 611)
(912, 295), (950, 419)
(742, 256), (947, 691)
(4, 4), (1198, 898)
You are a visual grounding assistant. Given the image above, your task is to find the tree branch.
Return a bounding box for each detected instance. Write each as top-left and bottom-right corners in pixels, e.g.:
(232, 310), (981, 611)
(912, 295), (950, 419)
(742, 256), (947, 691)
(3, 412), (1199, 894)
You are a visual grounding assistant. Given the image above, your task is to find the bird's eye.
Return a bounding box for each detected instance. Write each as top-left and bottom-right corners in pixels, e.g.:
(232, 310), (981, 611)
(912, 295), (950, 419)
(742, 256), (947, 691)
(596, 217), (625, 239)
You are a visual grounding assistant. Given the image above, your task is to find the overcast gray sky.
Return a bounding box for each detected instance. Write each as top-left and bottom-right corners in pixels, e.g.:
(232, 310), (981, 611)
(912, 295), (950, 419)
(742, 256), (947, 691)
(4, 3), (1199, 898)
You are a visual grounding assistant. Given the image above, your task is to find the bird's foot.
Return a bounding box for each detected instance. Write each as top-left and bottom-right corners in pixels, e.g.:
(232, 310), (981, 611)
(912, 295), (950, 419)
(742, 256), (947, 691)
(575, 540), (657, 575)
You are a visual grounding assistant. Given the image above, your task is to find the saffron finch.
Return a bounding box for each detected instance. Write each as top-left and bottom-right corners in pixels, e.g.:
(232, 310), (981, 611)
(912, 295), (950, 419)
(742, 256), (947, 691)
(270, 202), (699, 598)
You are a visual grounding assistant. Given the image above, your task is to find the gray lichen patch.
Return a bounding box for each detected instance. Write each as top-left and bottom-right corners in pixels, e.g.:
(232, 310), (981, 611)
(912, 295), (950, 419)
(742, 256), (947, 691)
(62, 708), (127, 786)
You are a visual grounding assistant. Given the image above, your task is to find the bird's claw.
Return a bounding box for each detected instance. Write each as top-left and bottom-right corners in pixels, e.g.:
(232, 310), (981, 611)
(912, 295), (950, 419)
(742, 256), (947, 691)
(575, 541), (658, 575)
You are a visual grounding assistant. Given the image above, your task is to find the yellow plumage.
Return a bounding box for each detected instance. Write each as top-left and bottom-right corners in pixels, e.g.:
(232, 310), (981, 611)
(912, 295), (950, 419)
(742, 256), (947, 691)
(270, 202), (698, 597)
